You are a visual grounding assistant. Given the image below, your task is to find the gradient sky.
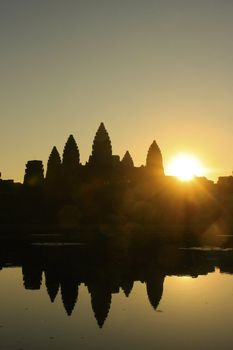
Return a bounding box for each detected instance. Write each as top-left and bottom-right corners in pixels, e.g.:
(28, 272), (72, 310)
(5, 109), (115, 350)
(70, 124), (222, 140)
(1, 0), (233, 182)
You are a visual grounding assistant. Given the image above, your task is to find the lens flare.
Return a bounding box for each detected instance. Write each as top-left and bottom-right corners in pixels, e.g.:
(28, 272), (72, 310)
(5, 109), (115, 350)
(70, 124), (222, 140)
(165, 153), (205, 181)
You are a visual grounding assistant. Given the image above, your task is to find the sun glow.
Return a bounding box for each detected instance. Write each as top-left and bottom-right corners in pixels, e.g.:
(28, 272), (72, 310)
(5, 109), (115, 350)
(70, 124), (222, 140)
(165, 154), (205, 181)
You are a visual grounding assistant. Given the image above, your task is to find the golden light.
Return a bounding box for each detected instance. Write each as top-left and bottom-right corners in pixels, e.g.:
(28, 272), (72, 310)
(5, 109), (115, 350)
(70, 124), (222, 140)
(165, 153), (205, 181)
(179, 276), (193, 280)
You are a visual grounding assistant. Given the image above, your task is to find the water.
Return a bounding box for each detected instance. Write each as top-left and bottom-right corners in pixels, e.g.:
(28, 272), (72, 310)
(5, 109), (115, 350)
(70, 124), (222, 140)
(1, 245), (233, 350)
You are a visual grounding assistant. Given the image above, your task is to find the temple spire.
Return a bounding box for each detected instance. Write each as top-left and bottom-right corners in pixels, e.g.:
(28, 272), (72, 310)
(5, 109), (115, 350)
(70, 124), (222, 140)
(88, 123), (112, 167)
(146, 273), (165, 310)
(146, 140), (164, 176)
(46, 146), (61, 181)
(89, 285), (112, 328)
(62, 135), (80, 171)
(121, 151), (134, 168)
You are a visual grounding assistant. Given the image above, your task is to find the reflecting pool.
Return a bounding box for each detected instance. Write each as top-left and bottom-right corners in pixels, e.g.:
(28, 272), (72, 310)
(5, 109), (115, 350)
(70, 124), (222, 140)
(1, 245), (233, 349)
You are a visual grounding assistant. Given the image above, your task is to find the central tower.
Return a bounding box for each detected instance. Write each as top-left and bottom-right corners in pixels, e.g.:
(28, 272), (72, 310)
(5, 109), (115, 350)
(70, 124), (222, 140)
(88, 123), (113, 168)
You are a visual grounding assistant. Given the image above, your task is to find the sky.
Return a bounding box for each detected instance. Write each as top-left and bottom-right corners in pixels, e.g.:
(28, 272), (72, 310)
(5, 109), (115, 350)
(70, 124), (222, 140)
(1, 0), (233, 182)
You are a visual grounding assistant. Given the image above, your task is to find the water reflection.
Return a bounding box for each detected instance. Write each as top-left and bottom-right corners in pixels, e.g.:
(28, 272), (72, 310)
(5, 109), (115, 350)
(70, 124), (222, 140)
(1, 244), (233, 329)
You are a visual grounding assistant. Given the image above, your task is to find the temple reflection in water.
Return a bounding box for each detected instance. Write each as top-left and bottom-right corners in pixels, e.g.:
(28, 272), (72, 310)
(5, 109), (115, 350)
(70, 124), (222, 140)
(1, 243), (233, 328)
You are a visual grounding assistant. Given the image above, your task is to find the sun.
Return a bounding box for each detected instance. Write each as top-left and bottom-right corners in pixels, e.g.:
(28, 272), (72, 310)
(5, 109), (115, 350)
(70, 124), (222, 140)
(165, 153), (205, 181)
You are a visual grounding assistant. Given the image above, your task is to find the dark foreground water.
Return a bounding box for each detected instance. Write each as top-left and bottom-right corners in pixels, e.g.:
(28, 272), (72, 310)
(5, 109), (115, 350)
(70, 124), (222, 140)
(1, 246), (233, 350)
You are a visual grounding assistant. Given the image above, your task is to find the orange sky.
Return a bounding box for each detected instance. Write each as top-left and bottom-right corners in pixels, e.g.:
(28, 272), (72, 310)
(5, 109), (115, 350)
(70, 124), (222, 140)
(0, 1), (233, 182)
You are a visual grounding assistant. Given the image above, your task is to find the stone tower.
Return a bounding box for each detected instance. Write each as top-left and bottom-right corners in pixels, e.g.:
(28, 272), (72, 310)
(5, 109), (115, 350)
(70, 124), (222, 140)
(62, 135), (80, 172)
(88, 123), (112, 168)
(24, 160), (44, 186)
(46, 146), (61, 182)
(121, 151), (134, 168)
(146, 140), (164, 176)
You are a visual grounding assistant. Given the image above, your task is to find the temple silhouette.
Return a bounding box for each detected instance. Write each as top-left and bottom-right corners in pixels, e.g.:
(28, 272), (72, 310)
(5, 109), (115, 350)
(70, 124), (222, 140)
(23, 122), (165, 188)
(1, 242), (233, 328)
(1, 122), (233, 246)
